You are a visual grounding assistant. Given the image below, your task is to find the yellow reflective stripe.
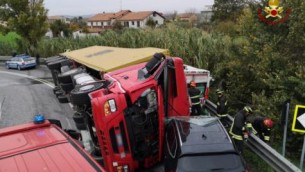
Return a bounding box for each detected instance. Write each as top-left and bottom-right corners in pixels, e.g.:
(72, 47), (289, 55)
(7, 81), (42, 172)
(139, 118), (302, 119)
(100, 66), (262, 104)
(225, 101), (228, 105)
(252, 128), (257, 135)
(217, 114), (228, 117)
(190, 95), (201, 99)
(264, 136), (270, 141)
(217, 102), (220, 105)
(246, 123), (252, 128)
(232, 135), (243, 140)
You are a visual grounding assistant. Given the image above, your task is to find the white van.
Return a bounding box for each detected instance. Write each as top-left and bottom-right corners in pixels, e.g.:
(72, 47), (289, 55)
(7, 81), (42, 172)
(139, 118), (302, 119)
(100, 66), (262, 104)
(184, 65), (212, 102)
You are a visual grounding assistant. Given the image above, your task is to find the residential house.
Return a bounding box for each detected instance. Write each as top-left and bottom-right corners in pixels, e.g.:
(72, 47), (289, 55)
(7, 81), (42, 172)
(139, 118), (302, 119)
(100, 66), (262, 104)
(87, 10), (130, 33)
(177, 13), (198, 23)
(118, 11), (165, 29)
(87, 10), (165, 33)
(48, 16), (70, 24)
(199, 5), (213, 23)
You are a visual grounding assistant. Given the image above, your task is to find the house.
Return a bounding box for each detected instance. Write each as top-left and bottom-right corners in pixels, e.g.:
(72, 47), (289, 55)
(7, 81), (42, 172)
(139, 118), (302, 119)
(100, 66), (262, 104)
(87, 10), (130, 33)
(86, 10), (165, 33)
(118, 11), (165, 29)
(199, 5), (213, 23)
(48, 16), (70, 24)
(177, 13), (198, 23)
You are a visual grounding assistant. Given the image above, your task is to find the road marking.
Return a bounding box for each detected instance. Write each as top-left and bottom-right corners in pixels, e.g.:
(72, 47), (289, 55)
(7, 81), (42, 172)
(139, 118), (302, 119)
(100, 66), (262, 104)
(0, 97), (5, 120)
(0, 71), (55, 88)
(0, 70), (74, 116)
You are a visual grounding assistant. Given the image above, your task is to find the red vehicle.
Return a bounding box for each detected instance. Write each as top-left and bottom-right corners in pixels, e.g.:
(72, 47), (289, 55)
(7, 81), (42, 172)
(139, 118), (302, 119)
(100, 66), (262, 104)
(0, 118), (106, 172)
(69, 53), (190, 171)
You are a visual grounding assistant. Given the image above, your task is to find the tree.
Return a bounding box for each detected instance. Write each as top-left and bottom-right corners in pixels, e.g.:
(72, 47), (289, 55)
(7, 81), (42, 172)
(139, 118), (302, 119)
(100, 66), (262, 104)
(211, 0), (247, 22)
(0, 0), (48, 55)
(50, 20), (71, 37)
(146, 17), (156, 28)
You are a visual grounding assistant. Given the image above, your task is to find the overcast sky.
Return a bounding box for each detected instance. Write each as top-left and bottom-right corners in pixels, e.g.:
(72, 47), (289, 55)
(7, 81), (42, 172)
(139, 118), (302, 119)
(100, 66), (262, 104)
(44, 0), (214, 16)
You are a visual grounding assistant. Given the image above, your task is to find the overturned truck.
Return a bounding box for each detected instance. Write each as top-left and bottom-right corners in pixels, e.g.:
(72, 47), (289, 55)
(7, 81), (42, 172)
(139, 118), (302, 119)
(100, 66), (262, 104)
(46, 46), (191, 171)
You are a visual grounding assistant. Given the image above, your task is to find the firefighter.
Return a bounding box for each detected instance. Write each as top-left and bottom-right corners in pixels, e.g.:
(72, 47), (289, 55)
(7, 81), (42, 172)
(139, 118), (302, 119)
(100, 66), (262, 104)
(247, 116), (273, 142)
(229, 106), (253, 154)
(216, 89), (228, 126)
(188, 80), (202, 116)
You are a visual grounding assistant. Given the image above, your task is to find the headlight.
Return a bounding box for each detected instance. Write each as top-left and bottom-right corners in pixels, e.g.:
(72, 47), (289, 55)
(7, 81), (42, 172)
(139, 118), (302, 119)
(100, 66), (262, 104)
(104, 99), (117, 116)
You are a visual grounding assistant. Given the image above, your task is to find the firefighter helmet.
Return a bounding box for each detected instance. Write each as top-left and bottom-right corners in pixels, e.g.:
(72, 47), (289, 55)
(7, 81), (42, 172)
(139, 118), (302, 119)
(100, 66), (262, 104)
(243, 106), (253, 113)
(263, 118), (273, 128)
(190, 80), (196, 87)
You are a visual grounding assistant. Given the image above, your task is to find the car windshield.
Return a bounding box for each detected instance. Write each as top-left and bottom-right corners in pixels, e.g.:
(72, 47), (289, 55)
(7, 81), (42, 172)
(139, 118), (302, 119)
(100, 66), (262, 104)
(177, 153), (244, 172)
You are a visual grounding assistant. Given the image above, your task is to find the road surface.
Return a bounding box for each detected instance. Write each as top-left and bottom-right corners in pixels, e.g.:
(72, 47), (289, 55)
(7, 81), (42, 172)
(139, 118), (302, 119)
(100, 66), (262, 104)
(0, 64), (76, 129)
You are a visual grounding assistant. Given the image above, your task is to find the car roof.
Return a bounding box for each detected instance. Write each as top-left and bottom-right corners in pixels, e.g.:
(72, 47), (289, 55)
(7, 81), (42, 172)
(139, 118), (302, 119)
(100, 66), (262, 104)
(170, 116), (237, 155)
(0, 121), (105, 172)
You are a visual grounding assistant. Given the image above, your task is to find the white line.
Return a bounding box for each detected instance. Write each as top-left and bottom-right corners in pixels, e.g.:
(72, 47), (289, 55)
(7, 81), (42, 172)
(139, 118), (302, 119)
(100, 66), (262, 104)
(0, 71), (55, 88)
(0, 70), (74, 118)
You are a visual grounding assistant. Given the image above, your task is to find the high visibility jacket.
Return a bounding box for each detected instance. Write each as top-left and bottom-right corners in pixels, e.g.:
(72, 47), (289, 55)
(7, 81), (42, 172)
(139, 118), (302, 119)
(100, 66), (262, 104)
(216, 95), (228, 116)
(188, 87), (201, 105)
(230, 110), (248, 141)
(247, 116), (271, 142)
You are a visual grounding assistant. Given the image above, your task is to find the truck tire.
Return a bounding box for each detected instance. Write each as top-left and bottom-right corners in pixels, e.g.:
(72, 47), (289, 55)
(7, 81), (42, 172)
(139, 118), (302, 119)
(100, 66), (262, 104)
(55, 90), (64, 96)
(75, 123), (87, 130)
(70, 83), (104, 107)
(58, 95), (69, 103)
(45, 56), (63, 64)
(53, 86), (60, 94)
(57, 68), (84, 84)
(47, 59), (69, 71)
(73, 112), (85, 124)
(60, 83), (74, 93)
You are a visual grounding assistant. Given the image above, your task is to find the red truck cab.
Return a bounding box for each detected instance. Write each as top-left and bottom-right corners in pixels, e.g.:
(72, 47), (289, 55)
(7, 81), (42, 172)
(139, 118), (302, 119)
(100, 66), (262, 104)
(0, 120), (105, 172)
(89, 55), (190, 172)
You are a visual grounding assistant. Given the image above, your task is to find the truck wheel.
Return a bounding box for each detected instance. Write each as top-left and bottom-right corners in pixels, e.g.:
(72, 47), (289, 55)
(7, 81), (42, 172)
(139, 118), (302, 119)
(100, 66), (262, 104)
(73, 112), (85, 124)
(53, 86), (60, 94)
(57, 68), (84, 84)
(55, 90), (63, 96)
(58, 95), (69, 103)
(45, 56), (63, 64)
(47, 59), (68, 71)
(70, 83), (104, 107)
(60, 83), (74, 93)
(75, 123), (87, 130)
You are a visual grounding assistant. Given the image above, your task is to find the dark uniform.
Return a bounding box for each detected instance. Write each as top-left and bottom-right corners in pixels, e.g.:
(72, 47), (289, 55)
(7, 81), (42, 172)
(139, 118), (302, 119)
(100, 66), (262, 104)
(216, 92), (228, 125)
(247, 116), (272, 142)
(229, 106), (252, 153)
(188, 87), (201, 116)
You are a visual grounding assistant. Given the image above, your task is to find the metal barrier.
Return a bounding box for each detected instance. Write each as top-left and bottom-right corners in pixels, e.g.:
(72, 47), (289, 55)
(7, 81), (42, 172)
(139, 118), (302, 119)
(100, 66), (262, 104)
(205, 100), (301, 172)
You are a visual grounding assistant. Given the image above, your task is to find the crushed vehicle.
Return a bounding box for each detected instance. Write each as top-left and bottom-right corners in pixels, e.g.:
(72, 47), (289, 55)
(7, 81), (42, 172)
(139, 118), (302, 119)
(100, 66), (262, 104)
(0, 116), (106, 172)
(164, 116), (249, 172)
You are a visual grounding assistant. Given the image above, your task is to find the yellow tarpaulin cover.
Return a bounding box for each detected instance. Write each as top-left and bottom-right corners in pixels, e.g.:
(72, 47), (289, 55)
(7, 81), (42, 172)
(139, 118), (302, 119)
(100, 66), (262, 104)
(61, 46), (170, 72)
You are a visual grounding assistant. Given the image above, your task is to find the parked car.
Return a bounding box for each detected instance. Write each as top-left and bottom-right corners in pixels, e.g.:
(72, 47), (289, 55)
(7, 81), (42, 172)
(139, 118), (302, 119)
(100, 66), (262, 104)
(5, 55), (36, 70)
(164, 116), (249, 172)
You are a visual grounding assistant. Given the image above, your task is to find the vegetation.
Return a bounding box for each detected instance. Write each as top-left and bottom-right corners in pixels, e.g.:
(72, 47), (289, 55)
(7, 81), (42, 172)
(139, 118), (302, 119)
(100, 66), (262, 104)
(0, 0), (48, 55)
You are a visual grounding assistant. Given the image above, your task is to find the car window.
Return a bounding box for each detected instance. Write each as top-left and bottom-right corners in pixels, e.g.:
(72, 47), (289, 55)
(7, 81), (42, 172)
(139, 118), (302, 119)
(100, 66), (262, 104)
(166, 122), (178, 158)
(177, 153), (245, 172)
(24, 58), (34, 62)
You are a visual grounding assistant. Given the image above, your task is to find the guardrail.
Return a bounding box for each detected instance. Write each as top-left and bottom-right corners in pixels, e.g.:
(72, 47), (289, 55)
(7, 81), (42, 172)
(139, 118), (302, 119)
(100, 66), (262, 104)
(205, 100), (301, 172)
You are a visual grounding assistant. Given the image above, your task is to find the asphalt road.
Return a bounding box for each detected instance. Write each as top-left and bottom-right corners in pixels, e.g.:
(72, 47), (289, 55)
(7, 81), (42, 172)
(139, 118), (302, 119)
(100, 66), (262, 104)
(0, 64), (76, 130)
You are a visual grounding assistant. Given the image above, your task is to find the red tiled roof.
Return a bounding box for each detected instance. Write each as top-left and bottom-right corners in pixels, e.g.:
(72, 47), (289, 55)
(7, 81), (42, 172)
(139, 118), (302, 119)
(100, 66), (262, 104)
(88, 10), (130, 22)
(178, 13), (197, 19)
(119, 11), (156, 21)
